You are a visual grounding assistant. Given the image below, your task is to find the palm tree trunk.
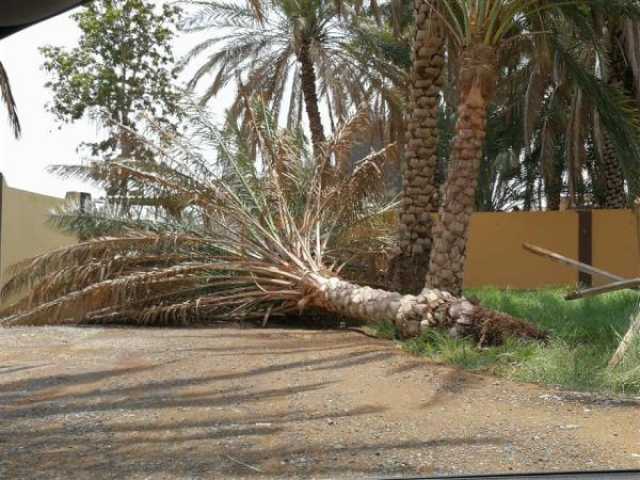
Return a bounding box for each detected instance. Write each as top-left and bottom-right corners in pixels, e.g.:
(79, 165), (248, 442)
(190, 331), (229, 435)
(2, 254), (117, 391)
(307, 274), (546, 345)
(388, 1), (444, 294)
(598, 22), (629, 209)
(523, 160), (537, 211)
(426, 45), (498, 296)
(545, 175), (562, 210)
(599, 131), (627, 208)
(298, 38), (325, 155)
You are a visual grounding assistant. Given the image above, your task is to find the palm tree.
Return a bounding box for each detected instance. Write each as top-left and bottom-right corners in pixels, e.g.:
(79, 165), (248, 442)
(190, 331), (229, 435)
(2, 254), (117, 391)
(178, 0), (403, 157)
(424, 0), (572, 295)
(596, 15), (628, 208)
(591, 12), (640, 208)
(0, 101), (545, 345)
(521, 8), (640, 210)
(0, 61), (21, 138)
(387, 1), (446, 294)
(425, 1), (640, 294)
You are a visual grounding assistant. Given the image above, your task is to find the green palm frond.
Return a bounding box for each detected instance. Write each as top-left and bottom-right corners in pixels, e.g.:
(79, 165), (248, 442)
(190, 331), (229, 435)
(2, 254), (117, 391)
(178, 0), (405, 148)
(0, 61), (21, 139)
(554, 38), (640, 197)
(180, 0), (260, 30)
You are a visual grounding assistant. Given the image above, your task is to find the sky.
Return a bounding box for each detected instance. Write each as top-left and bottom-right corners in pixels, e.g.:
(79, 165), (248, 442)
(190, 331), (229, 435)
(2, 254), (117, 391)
(0, 4), (231, 199)
(0, 11), (98, 197)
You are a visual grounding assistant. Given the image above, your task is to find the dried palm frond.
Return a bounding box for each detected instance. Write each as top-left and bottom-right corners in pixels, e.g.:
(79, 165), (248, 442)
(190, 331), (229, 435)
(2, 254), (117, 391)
(0, 102), (385, 325)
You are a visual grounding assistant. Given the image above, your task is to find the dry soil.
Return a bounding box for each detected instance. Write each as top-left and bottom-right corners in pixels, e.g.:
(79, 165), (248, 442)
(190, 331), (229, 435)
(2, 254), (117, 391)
(0, 326), (639, 479)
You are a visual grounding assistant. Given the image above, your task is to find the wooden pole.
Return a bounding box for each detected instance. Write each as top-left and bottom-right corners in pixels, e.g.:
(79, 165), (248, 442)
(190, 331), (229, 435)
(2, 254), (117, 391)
(565, 278), (640, 300)
(608, 199), (640, 368)
(522, 243), (624, 283)
(609, 311), (640, 368)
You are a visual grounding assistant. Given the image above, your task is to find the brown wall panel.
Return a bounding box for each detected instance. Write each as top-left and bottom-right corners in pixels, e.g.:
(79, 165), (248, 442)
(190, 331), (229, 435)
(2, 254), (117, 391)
(591, 209), (640, 286)
(463, 211), (579, 289)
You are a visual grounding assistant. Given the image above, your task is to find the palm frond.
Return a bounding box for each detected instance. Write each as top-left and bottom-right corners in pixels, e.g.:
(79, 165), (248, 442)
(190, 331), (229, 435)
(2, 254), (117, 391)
(555, 38), (640, 197)
(0, 61), (21, 139)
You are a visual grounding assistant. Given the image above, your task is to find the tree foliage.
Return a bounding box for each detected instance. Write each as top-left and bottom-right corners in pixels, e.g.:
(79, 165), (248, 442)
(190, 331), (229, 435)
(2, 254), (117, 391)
(178, 0), (405, 136)
(40, 0), (183, 160)
(0, 101), (392, 326)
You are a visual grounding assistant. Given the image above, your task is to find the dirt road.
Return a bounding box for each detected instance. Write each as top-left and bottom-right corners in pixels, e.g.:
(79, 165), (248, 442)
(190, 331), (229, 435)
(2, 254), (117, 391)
(0, 326), (639, 479)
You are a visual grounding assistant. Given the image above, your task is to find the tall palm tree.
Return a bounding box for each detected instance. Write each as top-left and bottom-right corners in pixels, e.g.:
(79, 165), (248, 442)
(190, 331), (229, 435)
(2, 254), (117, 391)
(425, 0), (569, 295)
(387, 1), (446, 294)
(593, 13), (640, 208)
(522, 8), (640, 210)
(596, 9), (640, 205)
(0, 61), (21, 138)
(178, 0), (402, 156)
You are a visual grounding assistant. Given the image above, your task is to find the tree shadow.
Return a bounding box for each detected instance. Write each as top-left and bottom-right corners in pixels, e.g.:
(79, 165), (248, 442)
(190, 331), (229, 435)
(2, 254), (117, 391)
(542, 391), (640, 409)
(0, 327), (507, 479)
(0, 363), (161, 396)
(198, 348), (396, 382)
(0, 345), (392, 414)
(420, 369), (484, 410)
(0, 365), (46, 376)
(1, 380), (333, 420)
(1, 417), (506, 479)
(2, 404), (387, 442)
(170, 340), (372, 357)
(386, 360), (428, 376)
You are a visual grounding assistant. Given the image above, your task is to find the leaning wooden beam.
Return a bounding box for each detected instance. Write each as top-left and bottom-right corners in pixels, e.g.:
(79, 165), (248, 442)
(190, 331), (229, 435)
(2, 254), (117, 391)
(607, 199), (640, 368)
(609, 310), (640, 368)
(522, 243), (624, 283)
(565, 278), (640, 300)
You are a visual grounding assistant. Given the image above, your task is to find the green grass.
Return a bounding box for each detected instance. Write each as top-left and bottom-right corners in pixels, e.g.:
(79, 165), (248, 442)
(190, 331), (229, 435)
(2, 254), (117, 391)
(378, 288), (640, 394)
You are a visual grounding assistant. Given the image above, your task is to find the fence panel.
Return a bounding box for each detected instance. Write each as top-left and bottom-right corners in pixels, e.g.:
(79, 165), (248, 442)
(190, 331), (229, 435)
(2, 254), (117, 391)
(464, 211), (580, 289)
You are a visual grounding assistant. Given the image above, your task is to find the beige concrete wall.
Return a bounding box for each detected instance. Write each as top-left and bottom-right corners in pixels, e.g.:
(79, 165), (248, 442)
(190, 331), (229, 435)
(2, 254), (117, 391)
(0, 175), (636, 293)
(0, 176), (76, 286)
(463, 211), (579, 289)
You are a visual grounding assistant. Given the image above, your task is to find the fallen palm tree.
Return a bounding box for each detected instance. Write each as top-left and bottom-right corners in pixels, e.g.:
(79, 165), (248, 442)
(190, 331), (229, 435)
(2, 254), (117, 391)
(0, 104), (545, 345)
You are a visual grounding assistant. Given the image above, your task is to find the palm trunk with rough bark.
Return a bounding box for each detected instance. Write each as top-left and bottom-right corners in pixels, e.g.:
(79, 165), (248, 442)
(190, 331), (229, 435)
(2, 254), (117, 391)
(600, 132), (627, 208)
(545, 177), (562, 210)
(426, 45), (498, 296)
(298, 38), (325, 156)
(307, 274), (546, 345)
(388, 1), (445, 294)
(599, 23), (628, 209)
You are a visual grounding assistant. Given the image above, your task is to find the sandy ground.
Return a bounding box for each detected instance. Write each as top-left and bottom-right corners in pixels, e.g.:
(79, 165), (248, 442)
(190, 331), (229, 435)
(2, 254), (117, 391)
(0, 326), (639, 479)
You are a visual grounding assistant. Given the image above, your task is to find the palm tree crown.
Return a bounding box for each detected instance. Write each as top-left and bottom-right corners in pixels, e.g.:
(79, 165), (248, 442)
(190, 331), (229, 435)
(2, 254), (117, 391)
(178, 0), (403, 153)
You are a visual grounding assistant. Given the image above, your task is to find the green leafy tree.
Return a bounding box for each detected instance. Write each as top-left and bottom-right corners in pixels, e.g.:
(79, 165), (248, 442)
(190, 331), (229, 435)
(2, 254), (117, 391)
(40, 0), (183, 198)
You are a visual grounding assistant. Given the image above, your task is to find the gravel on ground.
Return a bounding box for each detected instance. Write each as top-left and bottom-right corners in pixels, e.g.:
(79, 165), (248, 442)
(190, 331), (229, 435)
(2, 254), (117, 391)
(1, 326), (639, 479)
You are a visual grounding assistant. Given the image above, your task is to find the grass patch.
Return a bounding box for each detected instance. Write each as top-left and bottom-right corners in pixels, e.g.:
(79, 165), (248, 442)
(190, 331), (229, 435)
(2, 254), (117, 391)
(378, 288), (640, 394)
(374, 320), (399, 340)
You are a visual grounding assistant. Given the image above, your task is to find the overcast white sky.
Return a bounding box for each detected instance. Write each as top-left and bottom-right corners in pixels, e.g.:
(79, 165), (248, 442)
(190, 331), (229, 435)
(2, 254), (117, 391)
(0, 4), (230, 198)
(0, 11), (96, 197)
